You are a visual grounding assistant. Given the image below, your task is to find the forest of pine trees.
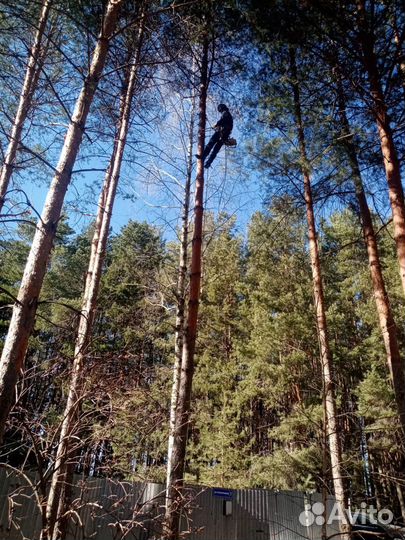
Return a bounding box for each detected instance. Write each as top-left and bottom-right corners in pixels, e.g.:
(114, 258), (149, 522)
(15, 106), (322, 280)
(0, 0), (405, 539)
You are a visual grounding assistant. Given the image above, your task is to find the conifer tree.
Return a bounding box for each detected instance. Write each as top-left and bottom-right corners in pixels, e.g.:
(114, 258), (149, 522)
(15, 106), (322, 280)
(355, 0), (405, 297)
(333, 64), (405, 437)
(164, 33), (209, 539)
(45, 10), (146, 538)
(0, 0), (52, 213)
(0, 0), (124, 442)
(289, 46), (350, 538)
(166, 89), (196, 495)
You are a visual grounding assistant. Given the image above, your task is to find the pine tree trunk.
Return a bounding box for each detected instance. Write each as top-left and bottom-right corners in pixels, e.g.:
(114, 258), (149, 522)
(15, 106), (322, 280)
(321, 397), (328, 540)
(164, 37), (209, 540)
(45, 20), (144, 540)
(335, 73), (405, 436)
(289, 46), (350, 538)
(166, 91), (196, 492)
(392, 15), (405, 99)
(356, 0), (405, 296)
(396, 483), (405, 524)
(0, 0), (52, 213)
(0, 0), (123, 444)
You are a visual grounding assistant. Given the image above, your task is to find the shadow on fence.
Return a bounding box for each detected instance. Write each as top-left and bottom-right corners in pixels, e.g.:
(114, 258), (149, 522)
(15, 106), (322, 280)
(0, 468), (341, 540)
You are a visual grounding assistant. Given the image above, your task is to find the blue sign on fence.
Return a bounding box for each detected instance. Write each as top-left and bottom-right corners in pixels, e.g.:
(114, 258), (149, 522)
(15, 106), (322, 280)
(213, 488), (233, 499)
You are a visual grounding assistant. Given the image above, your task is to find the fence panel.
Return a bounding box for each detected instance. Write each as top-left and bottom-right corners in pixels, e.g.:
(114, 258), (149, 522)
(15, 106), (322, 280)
(0, 469), (344, 540)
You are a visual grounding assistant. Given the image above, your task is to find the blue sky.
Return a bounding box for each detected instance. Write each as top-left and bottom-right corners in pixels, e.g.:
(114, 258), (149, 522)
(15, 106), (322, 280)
(15, 96), (265, 245)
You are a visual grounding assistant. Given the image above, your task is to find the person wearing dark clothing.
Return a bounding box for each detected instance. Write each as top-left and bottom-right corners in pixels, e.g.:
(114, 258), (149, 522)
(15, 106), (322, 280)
(198, 104), (233, 168)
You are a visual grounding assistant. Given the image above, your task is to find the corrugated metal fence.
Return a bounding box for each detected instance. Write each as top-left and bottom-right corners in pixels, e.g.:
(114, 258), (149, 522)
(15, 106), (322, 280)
(0, 468), (340, 540)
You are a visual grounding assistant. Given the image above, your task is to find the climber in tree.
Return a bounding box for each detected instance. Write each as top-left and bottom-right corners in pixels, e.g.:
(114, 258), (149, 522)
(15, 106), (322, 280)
(197, 103), (233, 168)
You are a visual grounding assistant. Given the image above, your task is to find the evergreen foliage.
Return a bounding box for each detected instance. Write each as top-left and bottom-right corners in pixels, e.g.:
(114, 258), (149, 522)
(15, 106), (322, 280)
(1, 0), (405, 532)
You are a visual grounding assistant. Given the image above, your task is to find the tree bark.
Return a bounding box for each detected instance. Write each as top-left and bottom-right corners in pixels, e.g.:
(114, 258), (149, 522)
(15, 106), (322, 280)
(164, 37), (209, 540)
(321, 394), (328, 540)
(45, 19), (145, 540)
(166, 91), (196, 493)
(0, 0), (123, 444)
(335, 72), (405, 436)
(0, 0), (52, 213)
(392, 13), (405, 100)
(356, 0), (405, 296)
(289, 46), (350, 538)
(396, 483), (405, 524)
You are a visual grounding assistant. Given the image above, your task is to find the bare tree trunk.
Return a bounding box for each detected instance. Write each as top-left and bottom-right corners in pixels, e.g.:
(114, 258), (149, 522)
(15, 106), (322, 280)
(335, 73), (405, 436)
(164, 37), (209, 540)
(166, 91), (196, 492)
(289, 46), (350, 538)
(356, 0), (405, 296)
(0, 0), (123, 444)
(321, 395), (328, 540)
(0, 0), (52, 213)
(396, 483), (405, 524)
(45, 20), (145, 540)
(392, 13), (405, 100)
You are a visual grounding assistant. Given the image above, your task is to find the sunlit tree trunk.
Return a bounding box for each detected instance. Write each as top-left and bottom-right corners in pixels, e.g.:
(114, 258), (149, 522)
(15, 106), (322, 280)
(289, 46), (350, 539)
(392, 12), (405, 99)
(166, 91), (196, 492)
(45, 18), (145, 540)
(356, 0), (405, 296)
(164, 36), (209, 540)
(335, 71), (405, 437)
(0, 0), (123, 444)
(0, 0), (52, 213)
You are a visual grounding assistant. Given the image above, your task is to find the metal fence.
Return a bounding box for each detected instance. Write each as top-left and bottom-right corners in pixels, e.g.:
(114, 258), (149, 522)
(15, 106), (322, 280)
(0, 468), (341, 540)
(181, 486), (340, 540)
